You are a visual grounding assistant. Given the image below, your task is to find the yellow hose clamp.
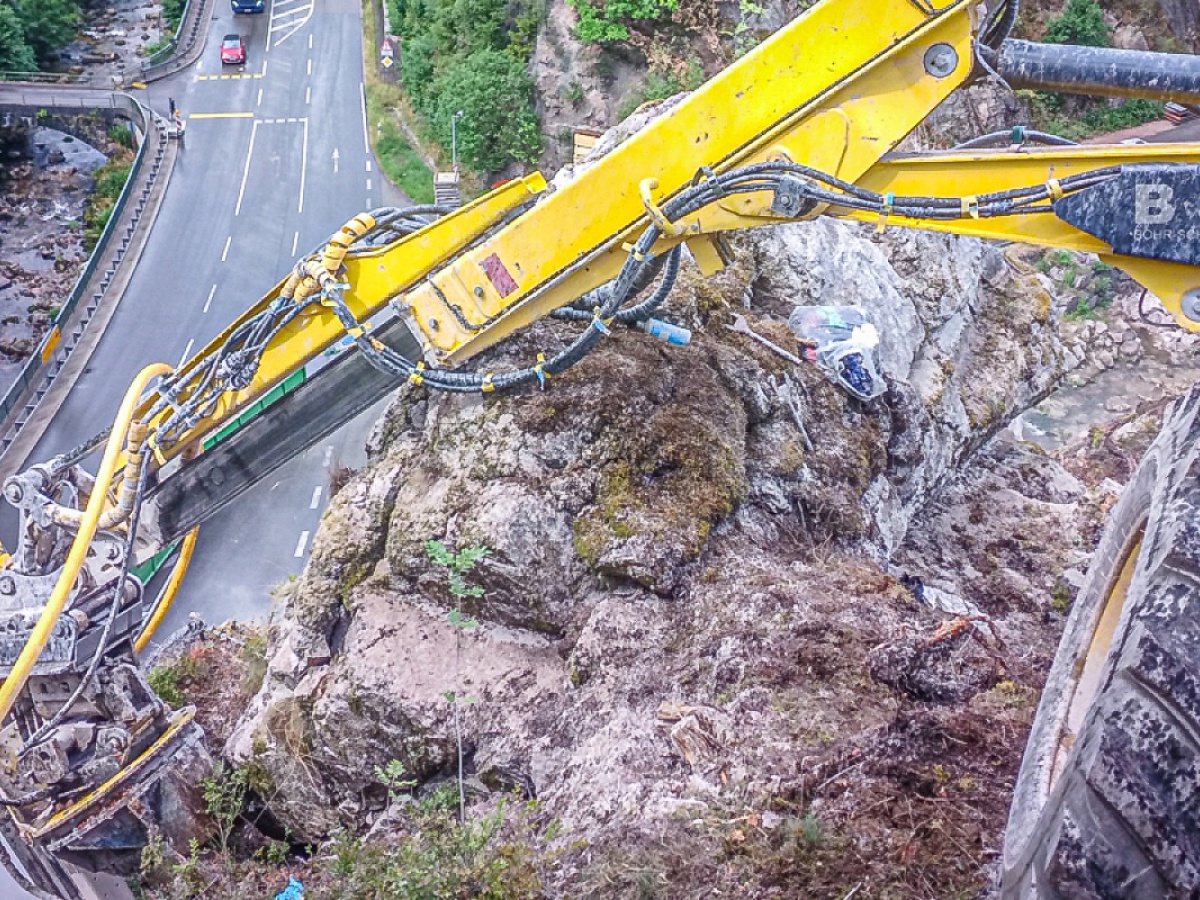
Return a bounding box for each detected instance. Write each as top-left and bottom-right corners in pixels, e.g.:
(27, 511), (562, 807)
(590, 308), (613, 336)
(408, 361), (426, 386)
(876, 192), (895, 233)
(639, 179), (685, 238)
(1046, 178), (1064, 201)
(961, 195), (980, 219)
(482, 373), (496, 393)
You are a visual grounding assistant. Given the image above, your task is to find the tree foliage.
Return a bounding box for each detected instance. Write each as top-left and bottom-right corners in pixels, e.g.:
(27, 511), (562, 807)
(388, 0), (543, 174)
(0, 1), (36, 71)
(568, 0), (679, 44)
(1044, 0), (1111, 48)
(0, 0), (81, 71)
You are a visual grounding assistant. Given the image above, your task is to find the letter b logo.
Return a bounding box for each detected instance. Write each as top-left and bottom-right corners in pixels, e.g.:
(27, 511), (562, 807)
(1135, 183), (1176, 225)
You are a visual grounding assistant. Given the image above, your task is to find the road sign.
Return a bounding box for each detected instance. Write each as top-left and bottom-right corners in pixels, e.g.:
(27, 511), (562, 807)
(381, 56), (394, 69)
(380, 37), (394, 57)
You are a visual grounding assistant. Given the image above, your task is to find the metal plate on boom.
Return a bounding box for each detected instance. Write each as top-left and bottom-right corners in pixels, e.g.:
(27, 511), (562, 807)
(1053, 164), (1200, 267)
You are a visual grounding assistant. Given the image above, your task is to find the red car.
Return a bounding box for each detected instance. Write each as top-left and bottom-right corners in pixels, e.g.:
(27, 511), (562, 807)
(220, 34), (247, 65)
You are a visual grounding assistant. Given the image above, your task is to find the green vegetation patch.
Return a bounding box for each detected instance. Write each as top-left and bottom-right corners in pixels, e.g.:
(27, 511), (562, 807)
(0, 0), (81, 72)
(387, 0), (542, 174)
(364, 83), (434, 203)
(83, 154), (133, 250)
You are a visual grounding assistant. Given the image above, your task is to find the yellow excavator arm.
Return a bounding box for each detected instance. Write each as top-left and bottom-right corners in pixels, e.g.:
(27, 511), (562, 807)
(3, 0), (1200, 889)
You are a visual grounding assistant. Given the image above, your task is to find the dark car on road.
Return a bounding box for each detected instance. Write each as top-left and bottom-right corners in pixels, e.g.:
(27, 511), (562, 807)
(220, 34), (247, 65)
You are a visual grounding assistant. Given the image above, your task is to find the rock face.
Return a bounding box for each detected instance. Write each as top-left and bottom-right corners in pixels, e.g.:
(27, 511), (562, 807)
(227, 213), (1083, 892)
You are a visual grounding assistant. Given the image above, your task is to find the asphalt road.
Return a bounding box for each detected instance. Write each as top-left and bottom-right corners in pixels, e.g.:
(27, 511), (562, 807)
(22, 0), (405, 643)
(3, 0), (406, 892)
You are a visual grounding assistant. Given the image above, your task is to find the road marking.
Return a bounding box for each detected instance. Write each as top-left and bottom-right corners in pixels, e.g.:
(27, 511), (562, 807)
(360, 83), (369, 153)
(306, 58), (312, 76)
(197, 73), (264, 81)
(262, 59), (268, 77)
(366, 178), (371, 191)
(178, 338), (194, 367)
(308, 34), (313, 49)
(366, 161), (371, 172)
(332, 148), (339, 173)
(294, 531), (310, 558)
(221, 235), (232, 261)
(203, 284), (216, 313)
(235, 119), (260, 216)
(305, 85), (310, 105)
(268, 0), (313, 48)
(299, 117), (309, 213)
(188, 112), (254, 119)
(309, 486), (322, 509)
(292, 231), (299, 255)
(257, 87), (263, 106)
(323, 446), (333, 466)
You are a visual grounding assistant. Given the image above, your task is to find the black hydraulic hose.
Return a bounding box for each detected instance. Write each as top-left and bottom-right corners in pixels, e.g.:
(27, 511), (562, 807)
(983, 0), (1019, 49)
(553, 245), (682, 324)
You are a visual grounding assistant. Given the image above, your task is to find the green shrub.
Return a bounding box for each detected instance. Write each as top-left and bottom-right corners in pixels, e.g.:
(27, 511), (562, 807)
(1044, 0), (1110, 47)
(569, 0), (679, 44)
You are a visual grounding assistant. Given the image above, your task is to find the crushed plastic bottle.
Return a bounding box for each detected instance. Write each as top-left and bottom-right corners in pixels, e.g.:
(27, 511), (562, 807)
(787, 305), (887, 401)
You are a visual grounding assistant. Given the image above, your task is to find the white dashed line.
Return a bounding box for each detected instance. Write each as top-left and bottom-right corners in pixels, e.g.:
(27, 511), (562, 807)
(366, 161), (371, 172)
(298, 117), (309, 213)
(306, 58), (312, 76)
(323, 446), (333, 466)
(309, 486), (322, 509)
(221, 235), (232, 261)
(235, 119), (260, 216)
(366, 178), (371, 191)
(203, 284), (216, 313)
(305, 85), (310, 105)
(257, 87), (263, 106)
(292, 230), (299, 256)
(308, 34), (313, 49)
(294, 531), (310, 558)
(360, 83), (369, 153)
(178, 338), (194, 368)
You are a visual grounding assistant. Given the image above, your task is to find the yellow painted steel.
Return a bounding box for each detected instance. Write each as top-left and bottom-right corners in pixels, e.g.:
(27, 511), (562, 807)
(133, 527), (199, 653)
(408, 0), (988, 364)
(132, 174), (546, 466)
(833, 143), (1200, 331)
(0, 363), (172, 725)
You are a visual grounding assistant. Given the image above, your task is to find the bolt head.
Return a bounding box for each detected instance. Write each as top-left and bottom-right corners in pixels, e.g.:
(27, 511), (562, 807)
(923, 43), (959, 78)
(0, 576), (15, 596)
(1182, 288), (1200, 324)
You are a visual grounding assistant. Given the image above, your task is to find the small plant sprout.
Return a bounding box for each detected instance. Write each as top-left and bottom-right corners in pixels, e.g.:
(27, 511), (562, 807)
(425, 539), (491, 820)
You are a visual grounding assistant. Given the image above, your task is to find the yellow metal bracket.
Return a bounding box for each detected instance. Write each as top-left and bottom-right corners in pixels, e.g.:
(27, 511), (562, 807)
(639, 179), (686, 237)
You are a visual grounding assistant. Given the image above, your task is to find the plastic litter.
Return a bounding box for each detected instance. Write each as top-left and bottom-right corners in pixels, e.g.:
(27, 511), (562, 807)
(274, 876), (305, 900)
(787, 305), (886, 401)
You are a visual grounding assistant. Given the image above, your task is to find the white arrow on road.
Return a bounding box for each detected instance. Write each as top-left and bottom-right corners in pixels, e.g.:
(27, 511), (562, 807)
(332, 148), (340, 173)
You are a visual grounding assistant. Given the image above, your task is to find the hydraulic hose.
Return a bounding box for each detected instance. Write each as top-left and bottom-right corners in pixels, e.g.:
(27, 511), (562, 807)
(0, 363), (172, 726)
(134, 526), (199, 653)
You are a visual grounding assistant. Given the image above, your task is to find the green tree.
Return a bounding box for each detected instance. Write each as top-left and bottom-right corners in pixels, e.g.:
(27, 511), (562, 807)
(0, 1), (35, 71)
(11, 0), (81, 67)
(428, 48), (542, 172)
(400, 31), (439, 112)
(1044, 0), (1111, 48)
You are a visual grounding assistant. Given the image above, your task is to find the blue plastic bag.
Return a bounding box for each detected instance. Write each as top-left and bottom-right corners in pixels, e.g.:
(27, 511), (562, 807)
(274, 876), (305, 900)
